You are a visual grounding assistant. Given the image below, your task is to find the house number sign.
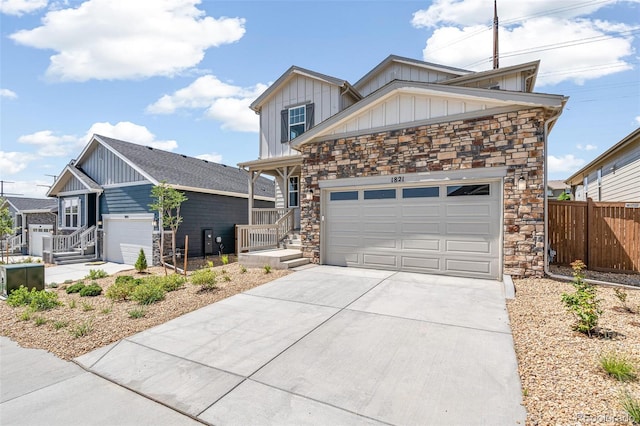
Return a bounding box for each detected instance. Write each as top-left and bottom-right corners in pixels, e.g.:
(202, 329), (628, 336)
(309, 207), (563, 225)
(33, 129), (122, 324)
(391, 176), (405, 183)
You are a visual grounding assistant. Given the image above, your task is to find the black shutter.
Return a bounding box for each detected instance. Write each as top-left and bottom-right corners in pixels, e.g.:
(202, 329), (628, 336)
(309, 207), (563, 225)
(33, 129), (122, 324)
(280, 109), (288, 143)
(305, 103), (314, 130)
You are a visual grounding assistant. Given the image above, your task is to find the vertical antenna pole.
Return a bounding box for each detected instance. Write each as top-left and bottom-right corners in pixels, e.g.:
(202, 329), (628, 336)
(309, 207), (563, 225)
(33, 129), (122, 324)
(493, 0), (499, 69)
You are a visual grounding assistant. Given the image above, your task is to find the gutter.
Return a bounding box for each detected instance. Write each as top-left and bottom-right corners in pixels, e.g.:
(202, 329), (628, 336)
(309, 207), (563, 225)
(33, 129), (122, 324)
(541, 109), (637, 290)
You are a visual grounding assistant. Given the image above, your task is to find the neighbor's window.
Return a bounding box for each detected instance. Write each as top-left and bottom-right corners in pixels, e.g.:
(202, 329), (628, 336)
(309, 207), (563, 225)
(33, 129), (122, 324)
(288, 176), (299, 207)
(63, 198), (79, 228)
(446, 184), (490, 196)
(289, 106), (305, 141)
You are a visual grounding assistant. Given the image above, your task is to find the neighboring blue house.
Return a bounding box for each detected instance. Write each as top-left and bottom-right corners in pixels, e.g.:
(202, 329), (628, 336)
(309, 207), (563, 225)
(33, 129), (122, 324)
(47, 135), (275, 265)
(0, 196), (58, 256)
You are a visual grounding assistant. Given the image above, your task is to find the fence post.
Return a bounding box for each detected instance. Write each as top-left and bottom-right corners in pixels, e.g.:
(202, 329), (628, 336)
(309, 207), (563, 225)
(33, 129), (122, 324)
(587, 197), (593, 269)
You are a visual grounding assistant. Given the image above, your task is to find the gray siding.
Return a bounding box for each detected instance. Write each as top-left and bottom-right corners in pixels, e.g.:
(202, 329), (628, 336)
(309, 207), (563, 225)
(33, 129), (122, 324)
(61, 175), (87, 192)
(600, 143), (640, 201)
(455, 72), (525, 91)
(100, 185), (154, 216)
(176, 191), (273, 256)
(81, 144), (147, 186)
(356, 63), (460, 97)
(259, 74), (342, 159)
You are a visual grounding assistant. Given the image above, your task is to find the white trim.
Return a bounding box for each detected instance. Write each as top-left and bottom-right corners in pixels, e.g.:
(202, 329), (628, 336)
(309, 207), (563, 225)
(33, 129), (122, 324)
(57, 190), (92, 196)
(102, 180), (152, 189)
(102, 213), (154, 220)
(318, 167), (509, 189)
(167, 184), (275, 202)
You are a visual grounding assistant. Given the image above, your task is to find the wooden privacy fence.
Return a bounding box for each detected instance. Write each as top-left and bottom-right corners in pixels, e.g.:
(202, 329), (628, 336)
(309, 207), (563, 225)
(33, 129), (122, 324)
(548, 199), (640, 273)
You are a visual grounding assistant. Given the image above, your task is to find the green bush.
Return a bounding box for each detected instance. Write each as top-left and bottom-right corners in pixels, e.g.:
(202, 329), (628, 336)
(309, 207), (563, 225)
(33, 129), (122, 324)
(71, 320), (93, 338)
(221, 254), (229, 265)
(128, 307), (147, 319)
(33, 316), (47, 326)
(86, 269), (108, 280)
(106, 281), (136, 301)
(158, 274), (186, 292)
(66, 282), (86, 294)
(79, 283), (102, 297)
(7, 286), (61, 311)
(53, 320), (68, 330)
(263, 265), (272, 274)
(131, 282), (165, 305)
(561, 260), (602, 336)
(600, 352), (637, 381)
(190, 268), (217, 289)
(135, 248), (148, 273)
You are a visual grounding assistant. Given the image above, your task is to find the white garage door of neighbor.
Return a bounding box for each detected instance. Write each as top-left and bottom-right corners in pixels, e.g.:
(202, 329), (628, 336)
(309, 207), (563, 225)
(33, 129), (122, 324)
(104, 217), (153, 265)
(324, 181), (501, 280)
(28, 224), (53, 256)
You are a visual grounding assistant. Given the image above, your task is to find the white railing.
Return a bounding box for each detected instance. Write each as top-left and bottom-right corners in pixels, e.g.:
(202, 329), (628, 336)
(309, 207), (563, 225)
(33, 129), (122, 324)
(78, 226), (96, 255)
(252, 208), (290, 225)
(51, 225), (87, 253)
(237, 209), (295, 253)
(1, 234), (23, 253)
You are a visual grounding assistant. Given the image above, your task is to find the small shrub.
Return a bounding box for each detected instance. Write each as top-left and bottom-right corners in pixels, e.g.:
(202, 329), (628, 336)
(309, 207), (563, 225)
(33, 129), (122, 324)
(190, 267), (218, 289)
(157, 274), (186, 292)
(131, 282), (165, 305)
(561, 260), (602, 336)
(7, 286), (33, 307)
(33, 316), (47, 326)
(620, 390), (640, 424)
(19, 310), (32, 321)
(106, 280), (136, 301)
(240, 265), (247, 274)
(223, 274), (232, 282)
(263, 265), (272, 274)
(614, 288), (633, 312)
(66, 282), (86, 294)
(79, 283), (102, 297)
(29, 290), (61, 311)
(71, 320), (93, 338)
(600, 352), (637, 381)
(115, 275), (139, 285)
(221, 254), (229, 265)
(135, 248), (148, 273)
(86, 269), (108, 280)
(53, 320), (69, 330)
(100, 304), (113, 314)
(128, 307), (147, 319)
(68, 299), (77, 309)
(81, 302), (94, 312)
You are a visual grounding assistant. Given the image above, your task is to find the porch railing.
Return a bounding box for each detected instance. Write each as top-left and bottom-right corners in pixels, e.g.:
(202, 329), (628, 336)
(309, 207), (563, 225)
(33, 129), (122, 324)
(1, 234), (23, 253)
(237, 209), (295, 253)
(51, 225), (97, 253)
(252, 208), (290, 225)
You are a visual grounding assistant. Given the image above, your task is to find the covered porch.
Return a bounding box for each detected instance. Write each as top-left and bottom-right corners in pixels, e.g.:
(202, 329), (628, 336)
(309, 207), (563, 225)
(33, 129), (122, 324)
(237, 155), (303, 254)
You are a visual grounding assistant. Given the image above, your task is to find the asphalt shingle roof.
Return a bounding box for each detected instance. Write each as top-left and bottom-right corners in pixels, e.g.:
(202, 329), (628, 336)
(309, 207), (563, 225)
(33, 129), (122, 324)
(96, 135), (274, 198)
(3, 196), (57, 212)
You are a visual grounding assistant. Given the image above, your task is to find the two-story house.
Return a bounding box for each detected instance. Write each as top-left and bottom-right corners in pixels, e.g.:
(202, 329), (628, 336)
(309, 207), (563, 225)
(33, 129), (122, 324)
(239, 55), (568, 279)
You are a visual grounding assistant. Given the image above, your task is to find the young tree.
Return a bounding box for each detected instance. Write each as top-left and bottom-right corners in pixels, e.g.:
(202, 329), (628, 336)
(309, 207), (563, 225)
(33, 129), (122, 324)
(135, 248), (148, 273)
(0, 202), (14, 263)
(149, 182), (187, 271)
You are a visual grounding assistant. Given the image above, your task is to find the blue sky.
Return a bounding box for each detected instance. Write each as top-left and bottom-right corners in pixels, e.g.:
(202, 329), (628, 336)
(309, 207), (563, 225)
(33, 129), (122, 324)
(1, 0), (639, 198)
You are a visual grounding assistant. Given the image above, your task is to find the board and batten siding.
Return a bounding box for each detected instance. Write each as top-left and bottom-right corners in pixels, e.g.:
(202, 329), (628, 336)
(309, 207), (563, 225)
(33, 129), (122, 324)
(355, 63), (461, 98)
(176, 191), (274, 257)
(456, 72), (525, 92)
(259, 75), (343, 159)
(61, 175), (87, 193)
(81, 144), (148, 186)
(600, 143), (640, 201)
(100, 185), (154, 216)
(328, 93), (501, 137)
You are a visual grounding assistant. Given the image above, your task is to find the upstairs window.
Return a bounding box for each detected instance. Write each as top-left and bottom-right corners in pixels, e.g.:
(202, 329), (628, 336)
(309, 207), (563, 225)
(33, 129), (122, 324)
(63, 197), (79, 228)
(288, 176), (299, 207)
(281, 103), (314, 143)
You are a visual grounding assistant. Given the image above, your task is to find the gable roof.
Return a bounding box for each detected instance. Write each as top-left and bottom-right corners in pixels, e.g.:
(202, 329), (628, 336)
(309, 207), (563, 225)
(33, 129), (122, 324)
(353, 54), (471, 91)
(440, 60), (540, 92)
(565, 127), (640, 186)
(2, 196), (57, 213)
(290, 79), (568, 148)
(250, 65), (360, 112)
(48, 135), (275, 200)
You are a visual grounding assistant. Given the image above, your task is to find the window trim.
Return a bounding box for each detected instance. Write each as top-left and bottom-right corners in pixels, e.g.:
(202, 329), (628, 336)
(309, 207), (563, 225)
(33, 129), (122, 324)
(281, 103), (314, 143)
(288, 176), (299, 208)
(62, 197), (80, 229)
(288, 106), (305, 142)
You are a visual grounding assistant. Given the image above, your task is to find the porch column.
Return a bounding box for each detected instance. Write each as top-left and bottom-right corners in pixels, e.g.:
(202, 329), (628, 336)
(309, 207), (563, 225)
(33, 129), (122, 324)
(248, 171), (254, 225)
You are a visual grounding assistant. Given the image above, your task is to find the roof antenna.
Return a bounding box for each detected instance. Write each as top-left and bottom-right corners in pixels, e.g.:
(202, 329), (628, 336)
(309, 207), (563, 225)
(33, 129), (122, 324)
(493, 0), (499, 69)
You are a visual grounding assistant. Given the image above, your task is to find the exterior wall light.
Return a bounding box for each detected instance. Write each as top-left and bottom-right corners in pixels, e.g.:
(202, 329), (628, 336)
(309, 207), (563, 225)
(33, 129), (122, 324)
(306, 189), (314, 201)
(517, 175), (527, 191)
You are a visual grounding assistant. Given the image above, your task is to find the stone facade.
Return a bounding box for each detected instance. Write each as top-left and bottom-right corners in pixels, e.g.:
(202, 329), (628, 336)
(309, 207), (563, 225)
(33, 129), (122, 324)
(299, 108), (550, 278)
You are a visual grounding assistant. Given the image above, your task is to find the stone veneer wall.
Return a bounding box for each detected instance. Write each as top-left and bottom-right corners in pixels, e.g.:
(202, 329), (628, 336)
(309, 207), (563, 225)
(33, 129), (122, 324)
(299, 108), (551, 278)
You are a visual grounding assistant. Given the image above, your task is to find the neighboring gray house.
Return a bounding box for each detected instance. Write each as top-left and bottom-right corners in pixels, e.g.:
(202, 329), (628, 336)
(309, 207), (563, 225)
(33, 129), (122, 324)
(566, 127), (640, 202)
(239, 54), (568, 279)
(0, 196), (57, 256)
(547, 180), (570, 199)
(47, 135), (274, 265)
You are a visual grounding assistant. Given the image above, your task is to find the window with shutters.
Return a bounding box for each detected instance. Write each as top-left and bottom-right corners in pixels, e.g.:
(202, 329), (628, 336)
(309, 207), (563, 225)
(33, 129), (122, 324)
(281, 103), (314, 143)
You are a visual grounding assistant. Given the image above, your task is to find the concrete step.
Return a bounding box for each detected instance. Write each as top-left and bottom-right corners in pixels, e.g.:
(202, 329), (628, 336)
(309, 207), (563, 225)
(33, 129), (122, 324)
(281, 257), (310, 269)
(238, 248), (307, 270)
(54, 255), (96, 265)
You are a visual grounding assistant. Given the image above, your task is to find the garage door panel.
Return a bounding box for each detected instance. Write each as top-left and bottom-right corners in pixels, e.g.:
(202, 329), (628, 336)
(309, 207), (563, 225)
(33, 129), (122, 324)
(362, 236), (397, 249)
(446, 240), (491, 254)
(446, 259), (492, 274)
(362, 222), (396, 233)
(401, 256), (440, 270)
(402, 205), (440, 217)
(362, 207), (396, 218)
(363, 254), (397, 267)
(446, 203), (492, 217)
(402, 239), (440, 251)
(401, 222), (440, 234)
(446, 222), (491, 235)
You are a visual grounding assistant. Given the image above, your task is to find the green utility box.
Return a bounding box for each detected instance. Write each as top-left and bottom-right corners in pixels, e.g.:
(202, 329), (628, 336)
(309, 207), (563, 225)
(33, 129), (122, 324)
(0, 263), (45, 297)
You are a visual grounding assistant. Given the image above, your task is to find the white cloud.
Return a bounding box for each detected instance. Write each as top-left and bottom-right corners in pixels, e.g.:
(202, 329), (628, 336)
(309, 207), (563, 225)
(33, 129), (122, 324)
(85, 122), (178, 151)
(548, 154), (585, 174)
(0, 151), (37, 175)
(0, 89), (18, 99)
(0, 0), (47, 16)
(195, 152), (223, 163)
(147, 75), (266, 132)
(18, 130), (82, 157)
(9, 0), (246, 81)
(635, 116), (640, 125)
(412, 0), (635, 86)
(0, 179), (52, 198)
(576, 143), (597, 151)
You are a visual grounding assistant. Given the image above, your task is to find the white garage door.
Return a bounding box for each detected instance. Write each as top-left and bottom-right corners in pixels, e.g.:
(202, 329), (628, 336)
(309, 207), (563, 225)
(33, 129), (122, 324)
(324, 180), (501, 280)
(104, 215), (153, 265)
(28, 224), (53, 256)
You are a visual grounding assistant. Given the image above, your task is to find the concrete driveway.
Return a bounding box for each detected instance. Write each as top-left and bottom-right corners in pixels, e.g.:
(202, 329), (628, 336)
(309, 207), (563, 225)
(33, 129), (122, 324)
(3, 266), (526, 425)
